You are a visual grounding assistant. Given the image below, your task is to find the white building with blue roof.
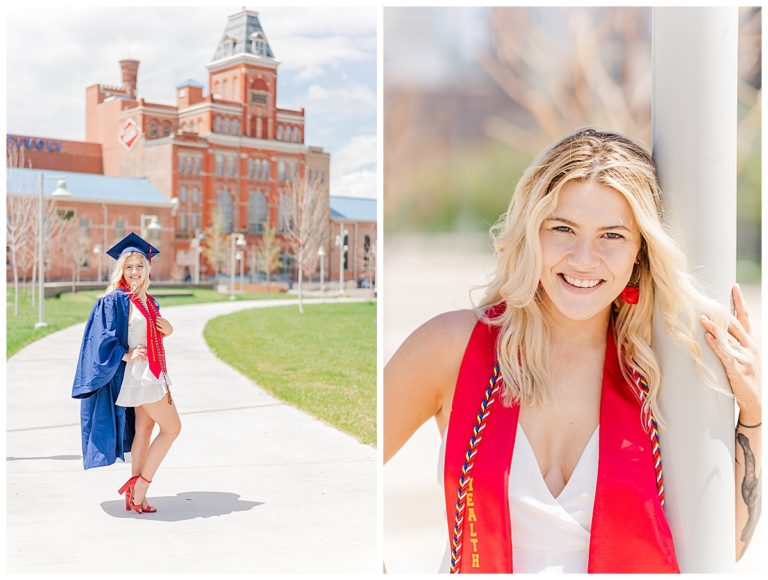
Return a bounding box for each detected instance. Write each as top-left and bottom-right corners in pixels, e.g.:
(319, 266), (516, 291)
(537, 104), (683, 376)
(6, 168), (175, 281)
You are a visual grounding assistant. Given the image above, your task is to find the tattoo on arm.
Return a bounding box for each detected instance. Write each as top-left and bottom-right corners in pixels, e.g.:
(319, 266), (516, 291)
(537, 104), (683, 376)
(736, 432), (761, 547)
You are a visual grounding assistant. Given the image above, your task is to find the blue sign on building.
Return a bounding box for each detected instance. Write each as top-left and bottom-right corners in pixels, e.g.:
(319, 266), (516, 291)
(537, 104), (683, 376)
(7, 135), (62, 153)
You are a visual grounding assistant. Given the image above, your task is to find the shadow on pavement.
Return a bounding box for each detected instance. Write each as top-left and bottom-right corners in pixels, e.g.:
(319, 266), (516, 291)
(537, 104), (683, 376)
(7, 454), (82, 462)
(101, 491), (264, 521)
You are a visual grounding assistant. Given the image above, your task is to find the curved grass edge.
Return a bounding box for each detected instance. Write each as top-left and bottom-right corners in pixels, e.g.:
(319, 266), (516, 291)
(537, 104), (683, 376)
(202, 302), (376, 446)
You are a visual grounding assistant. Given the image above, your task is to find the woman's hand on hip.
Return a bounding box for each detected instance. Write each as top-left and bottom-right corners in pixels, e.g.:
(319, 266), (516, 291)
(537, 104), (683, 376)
(156, 316), (173, 337)
(701, 284), (761, 423)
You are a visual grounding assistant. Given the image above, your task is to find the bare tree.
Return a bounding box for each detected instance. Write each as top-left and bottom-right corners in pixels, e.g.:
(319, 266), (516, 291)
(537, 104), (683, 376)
(281, 177), (328, 313)
(202, 206), (228, 279)
(6, 194), (36, 314)
(475, 7), (653, 153)
(253, 223), (282, 285)
(62, 224), (91, 292)
(6, 146), (35, 314)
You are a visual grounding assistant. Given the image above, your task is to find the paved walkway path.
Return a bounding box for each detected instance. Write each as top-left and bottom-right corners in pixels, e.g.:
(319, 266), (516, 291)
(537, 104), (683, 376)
(7, 298), (376, 573)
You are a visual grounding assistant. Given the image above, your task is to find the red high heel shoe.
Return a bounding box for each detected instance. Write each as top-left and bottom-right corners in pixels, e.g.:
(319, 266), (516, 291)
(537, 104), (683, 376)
(118, 475), (140, 511)
(129, 474), (155, 514)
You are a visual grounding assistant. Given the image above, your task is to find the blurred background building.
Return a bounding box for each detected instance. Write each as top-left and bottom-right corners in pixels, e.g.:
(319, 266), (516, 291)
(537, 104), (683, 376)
(384, 6), (759, 278)
(384, 6), (761, 573)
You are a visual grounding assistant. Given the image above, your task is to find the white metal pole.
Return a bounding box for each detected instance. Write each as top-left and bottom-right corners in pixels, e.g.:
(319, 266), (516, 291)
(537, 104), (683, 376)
(339, 226), (344, 295)
(239, 251), (244, 293)
(102, 203), (107, 281)
(652, 7), (738, 572)
(320, 251), (325, 294)
(195, 246), (201, 284)
(35, 172), (46, 328)
(230, 234), (236, 300)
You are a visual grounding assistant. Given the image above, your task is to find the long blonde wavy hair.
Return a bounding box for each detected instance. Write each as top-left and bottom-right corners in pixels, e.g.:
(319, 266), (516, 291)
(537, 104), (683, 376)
(106, 251), (151, 303)
(477, 128), (737, 425)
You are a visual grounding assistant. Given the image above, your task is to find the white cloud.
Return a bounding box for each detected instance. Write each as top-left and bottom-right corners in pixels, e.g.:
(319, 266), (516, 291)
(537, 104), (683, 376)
(332, 135), (377, 176)
(295, 65), (325, 83)
(6, 6), (376, 140)
(332, 170), (377, 199)
(304, 83), (376, 116)
(275, 35), (375, 72)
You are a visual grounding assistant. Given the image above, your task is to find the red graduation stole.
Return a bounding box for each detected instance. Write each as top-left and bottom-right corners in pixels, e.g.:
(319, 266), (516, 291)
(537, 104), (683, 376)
(443, 317), (679, 573)
(118, 281), (169, 384)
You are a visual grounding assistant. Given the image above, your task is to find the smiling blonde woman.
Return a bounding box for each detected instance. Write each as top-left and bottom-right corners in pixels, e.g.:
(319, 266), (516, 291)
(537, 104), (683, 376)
(72, 232), (180, 515)
(384, 128), (761, 573)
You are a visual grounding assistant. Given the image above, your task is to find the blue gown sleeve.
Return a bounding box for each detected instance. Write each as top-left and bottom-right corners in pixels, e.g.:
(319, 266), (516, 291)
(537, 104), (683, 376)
(72, 292), (128, 399)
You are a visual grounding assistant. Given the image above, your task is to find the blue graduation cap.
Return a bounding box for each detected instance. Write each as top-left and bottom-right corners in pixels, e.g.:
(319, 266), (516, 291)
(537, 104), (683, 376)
(106, 232), (160, 262)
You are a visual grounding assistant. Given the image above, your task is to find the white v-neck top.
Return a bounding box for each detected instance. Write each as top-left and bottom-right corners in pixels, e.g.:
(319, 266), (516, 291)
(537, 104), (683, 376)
(437, 423), (599, 573)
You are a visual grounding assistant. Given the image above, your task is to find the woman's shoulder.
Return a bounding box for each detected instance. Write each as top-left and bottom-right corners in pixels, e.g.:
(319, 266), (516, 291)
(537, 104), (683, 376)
(398, 310), (480, 369)
(420, 310), (479, 344)
(95, 289), (129, 309)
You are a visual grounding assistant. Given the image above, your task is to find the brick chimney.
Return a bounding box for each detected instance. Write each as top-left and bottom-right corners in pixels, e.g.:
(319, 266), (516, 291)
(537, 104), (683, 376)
(119, 59), (140, 99)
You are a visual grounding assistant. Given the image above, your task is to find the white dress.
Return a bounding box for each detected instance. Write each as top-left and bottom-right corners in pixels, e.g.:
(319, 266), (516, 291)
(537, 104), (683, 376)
(115, 303), (171, 407)
(437, 422), (599, 573)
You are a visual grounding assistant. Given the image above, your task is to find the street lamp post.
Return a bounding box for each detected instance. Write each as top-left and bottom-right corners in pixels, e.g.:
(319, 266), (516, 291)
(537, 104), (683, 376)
(140, 214), (161, 240)
(237, 250), (245, 294)
(335, 226), (348, 295)
(36, 174), (72, 329)
(230, 232), (246, 300)
(318, 246), (326, 295)
(192, 229), (204, 284)
(93, 244), (102, 282)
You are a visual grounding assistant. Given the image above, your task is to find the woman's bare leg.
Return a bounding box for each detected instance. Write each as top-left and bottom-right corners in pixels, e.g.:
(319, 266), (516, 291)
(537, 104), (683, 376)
(131, 396), (181, 506)
(130, 406), (155, 476)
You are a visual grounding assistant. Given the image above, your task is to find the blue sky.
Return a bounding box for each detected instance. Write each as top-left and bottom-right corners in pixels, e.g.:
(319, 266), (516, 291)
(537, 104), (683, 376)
(5, 5), (377, 198)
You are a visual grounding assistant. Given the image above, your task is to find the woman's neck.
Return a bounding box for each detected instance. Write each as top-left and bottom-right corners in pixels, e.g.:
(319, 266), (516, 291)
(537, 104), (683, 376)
(544, 302), (611, 349)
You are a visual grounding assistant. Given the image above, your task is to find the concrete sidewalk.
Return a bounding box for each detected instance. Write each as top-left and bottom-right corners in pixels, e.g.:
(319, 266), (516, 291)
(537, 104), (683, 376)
(7, 297), (376, 573)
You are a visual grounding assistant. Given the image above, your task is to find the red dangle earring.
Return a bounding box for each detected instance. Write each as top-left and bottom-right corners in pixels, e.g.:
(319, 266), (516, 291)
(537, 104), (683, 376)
(619, 261), (641, 304)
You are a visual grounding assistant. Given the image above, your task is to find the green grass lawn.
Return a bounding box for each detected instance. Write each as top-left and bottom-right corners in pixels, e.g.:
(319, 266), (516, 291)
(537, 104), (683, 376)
(203, 302), (376, 446)
(6, 287), (287, 358)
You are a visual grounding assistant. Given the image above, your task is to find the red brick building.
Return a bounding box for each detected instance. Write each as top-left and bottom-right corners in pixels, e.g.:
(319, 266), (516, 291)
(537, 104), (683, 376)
(83, 8), (333, 281)
(6, 9), (376, 285)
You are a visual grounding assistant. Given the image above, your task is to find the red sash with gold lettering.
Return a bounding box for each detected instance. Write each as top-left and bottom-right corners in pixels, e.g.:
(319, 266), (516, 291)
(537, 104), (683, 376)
(443, 317), (679, 573)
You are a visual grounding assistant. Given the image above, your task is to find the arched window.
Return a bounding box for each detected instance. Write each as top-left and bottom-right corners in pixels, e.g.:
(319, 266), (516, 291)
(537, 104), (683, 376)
(217, 189), (234, 232)
(224, 37), (236, 57)
(277, 126), (283, 141)
(233, 119), (240, 135)
(149, 120), (159, 138)
(247, 158), (254, 180)
(162, 122), (172, 137)
(214, 116), (222, 133)
(262, 160), (270, 180)
(251, 33), (267, 57)
(248, 191), (268, 233)
(223, 118), (230, 134)
(180, 186), (187, 202)
(292, 127), (300, 143)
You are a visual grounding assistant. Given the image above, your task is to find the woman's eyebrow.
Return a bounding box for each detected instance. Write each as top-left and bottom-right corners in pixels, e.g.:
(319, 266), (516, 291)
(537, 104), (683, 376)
(546, 216), (632, 232)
